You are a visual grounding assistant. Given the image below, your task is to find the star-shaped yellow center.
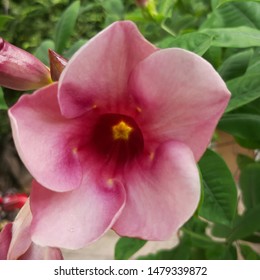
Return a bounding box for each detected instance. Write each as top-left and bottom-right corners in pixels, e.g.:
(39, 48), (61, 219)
(112, 121), (133, 140)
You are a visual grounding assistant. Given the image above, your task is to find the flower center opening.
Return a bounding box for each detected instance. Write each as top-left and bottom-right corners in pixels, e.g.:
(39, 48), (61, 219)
(92, 113), (144, 163)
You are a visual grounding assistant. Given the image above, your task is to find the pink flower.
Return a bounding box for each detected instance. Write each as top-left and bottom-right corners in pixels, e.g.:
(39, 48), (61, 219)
(9, 21), (230, 249)
(0, 199), (63, 260)
(0, 37), (51, 90)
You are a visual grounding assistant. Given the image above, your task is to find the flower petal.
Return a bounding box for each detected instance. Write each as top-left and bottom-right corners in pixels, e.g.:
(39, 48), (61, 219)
(8, 83), (82, 192)
(2, 199), (64, 260)
(58, 21), (156, 118)
(20, 243), (63, 260)
(30, 176), (126, 249)
(113, 141), (200, 240)
(7, 199), (32, 259)
(129, 48), (231, 160)
(0, 223), (12, 260)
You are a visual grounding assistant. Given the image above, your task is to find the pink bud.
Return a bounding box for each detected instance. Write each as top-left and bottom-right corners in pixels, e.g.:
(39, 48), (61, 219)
(135, 0), (148, 7)
(48, 49), (68, 81)
(0, 37), (52, 90)
(2, 193), (28, 211)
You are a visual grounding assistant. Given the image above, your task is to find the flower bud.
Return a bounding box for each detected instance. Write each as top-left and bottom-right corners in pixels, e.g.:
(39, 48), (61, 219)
(48, 49), (68, 81)
(0, 37), (52, 90)
(135, 0), (148, 7)
(2, 193), (28, 211)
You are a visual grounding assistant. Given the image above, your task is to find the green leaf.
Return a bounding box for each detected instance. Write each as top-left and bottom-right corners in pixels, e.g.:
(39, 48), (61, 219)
(239, 163), (260, 210)
(0, 87), (8, 110)
(157, 32), (212, 56)
(216, 0), (260, 9)
(201, 27), (260, 48)
(34, 39), (55, 65)
(211, 223), (232, 238)
(198, 149), (237, 226)
(161, 14), (196, 36)
(247, 55), (260, 74)
(218, 113), (260, 148)
(64, 39), (87, 59)
(234, 97), (260, 115)
(228, 205), (260, 243)
(237, 154), (255, 170)
(182, 228), (215, 249)
(240, 244), (260, 260)
(225, 74), (260, 113)
(203, 46), (222, 69)
(206, 244), (237, 259)
(138, 236), (191, 260)
(241, 234), (260, 243)
(218, 49), (253, 81)
(97, 0), (124, 25)
(0, 15), (13, 30)
(183, 217), (215, 249)
(206, 2), (260, 29)
(54, 1), (80, 54)
(114, 237), (146, 260)
(235, 136), (260, 149)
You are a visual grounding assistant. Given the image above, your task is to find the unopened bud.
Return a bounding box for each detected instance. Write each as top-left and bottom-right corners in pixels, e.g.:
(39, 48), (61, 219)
(48, 49), (68, 81)
(0, 37), (52, 90)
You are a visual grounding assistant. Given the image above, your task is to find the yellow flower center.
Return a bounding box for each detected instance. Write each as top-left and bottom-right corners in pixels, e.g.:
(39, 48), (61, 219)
(112, 121), (133, 140)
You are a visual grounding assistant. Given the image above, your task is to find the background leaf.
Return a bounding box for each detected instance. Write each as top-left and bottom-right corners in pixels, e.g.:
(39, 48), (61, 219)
(216, 0), (260, 9)
(218, 49), (253, 81)
(201, 27), (260, 48)
(239, 163), (260, 210)
(54, 1), (80, 54)
(218, 114), (260, 148)
(97, 0), (124, 25)
(114, 237), (146, 260)
(228, 205), (260, 243)
(0, 87), (8, 110)
(157, 32), (212, 56)
(240, 244), (260, 260)
(225, 74), (260, 112)
(198, 149), (237, 226)
(0, 15), (13, 30)
(34, 39), (55, 65)
(236, 154), (255, 170)
(205, 2), (260, 28)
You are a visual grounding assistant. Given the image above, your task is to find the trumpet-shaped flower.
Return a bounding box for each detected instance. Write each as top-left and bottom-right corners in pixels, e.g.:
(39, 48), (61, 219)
(0, 37), (51, 90)
(9, 21), (230, 249)
(0, 199), (63, 260)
